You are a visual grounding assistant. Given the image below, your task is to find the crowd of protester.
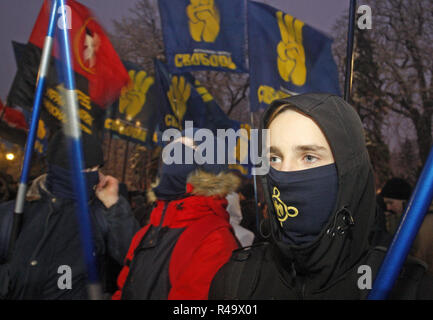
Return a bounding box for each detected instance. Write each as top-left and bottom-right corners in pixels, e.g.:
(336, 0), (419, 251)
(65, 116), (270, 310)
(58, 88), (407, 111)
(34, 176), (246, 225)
(1, 94), (433, 300)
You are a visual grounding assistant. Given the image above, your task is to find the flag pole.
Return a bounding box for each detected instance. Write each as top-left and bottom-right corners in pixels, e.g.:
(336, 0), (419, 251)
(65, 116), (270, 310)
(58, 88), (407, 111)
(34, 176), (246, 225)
(368, 147), (433, 299)
(7, 0), (58, 260)
(105, 131), (113, 164)
(344, 0), (357, 101)
(122, 140), (130, 183)
(249, 111), (261, 236)
(57, 0), (102, 299)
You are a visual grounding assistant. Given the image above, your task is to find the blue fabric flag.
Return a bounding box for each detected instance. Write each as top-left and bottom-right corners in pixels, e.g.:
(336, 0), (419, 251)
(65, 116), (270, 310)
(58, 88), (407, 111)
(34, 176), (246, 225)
(154, 59), (253, 176)
(104, 61), (158, 147)
(158, 0), (247, 73)
(248, 1), (341, 112)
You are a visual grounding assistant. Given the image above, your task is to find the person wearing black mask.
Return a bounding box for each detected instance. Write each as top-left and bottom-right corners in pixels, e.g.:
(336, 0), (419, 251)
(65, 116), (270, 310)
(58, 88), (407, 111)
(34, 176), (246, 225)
(0, 131), (139, 299)
(209, 93), (433, 299)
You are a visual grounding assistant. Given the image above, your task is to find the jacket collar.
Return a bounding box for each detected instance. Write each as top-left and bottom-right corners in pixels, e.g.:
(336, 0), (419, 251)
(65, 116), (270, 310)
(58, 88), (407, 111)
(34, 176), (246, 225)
(150, 184), (230, 229)
(26, 174), (97, 211)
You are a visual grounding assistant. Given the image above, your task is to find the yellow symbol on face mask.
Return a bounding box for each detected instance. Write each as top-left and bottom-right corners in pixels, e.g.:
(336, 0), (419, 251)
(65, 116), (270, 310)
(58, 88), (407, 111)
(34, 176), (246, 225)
(119, 70), (154, 121)
(272, 187), (298, 226)
(276, 11), (306, 86)
(186, 0), (220, 43)
(167, 76), (191, 127)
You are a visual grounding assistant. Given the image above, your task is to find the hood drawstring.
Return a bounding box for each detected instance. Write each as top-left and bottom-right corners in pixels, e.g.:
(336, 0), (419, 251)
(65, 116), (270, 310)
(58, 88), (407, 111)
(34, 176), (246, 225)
(326, 206), (355, 238)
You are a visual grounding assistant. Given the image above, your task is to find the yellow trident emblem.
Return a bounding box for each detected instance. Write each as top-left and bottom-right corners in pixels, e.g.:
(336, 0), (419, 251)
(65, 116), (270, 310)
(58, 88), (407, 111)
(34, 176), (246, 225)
(276, 11), (307, 86)
(272, 187), (299, 226)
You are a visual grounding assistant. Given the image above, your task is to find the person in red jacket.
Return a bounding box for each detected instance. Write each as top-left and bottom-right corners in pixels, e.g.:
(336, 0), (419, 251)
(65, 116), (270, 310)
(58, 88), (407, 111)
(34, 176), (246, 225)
(113, 134), (240, 299)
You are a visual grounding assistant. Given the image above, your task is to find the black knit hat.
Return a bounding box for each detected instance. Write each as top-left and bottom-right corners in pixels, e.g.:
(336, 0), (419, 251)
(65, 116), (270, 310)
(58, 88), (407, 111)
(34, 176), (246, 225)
(46, 131), (104, 170)
(380, 178), (412, 200)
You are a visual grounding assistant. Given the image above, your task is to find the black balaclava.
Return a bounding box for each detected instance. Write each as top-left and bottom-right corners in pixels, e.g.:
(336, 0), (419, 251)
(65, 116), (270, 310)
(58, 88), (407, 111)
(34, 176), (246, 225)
(45, 131), (104, 200)
(153, 129), (230, 200)
(152, 142), (198, 200)
(260, 93), (377, 285)
(267, 163), (338, 245)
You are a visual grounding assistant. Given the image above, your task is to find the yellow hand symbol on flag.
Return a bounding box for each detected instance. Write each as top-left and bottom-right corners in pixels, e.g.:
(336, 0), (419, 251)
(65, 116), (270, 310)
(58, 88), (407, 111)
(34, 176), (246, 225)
(186, 0), (220, 43)
(276, 11), (306, 86)
(167, 76), (191, 125)
(37, 120), (46, 139)
(119, 70), (154, 121)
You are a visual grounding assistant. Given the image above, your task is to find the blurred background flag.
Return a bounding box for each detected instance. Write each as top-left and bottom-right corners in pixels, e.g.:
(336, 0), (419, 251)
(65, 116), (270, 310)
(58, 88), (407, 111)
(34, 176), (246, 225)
(154, 58), (205, 132)
(104, 61), (158, 147)
(158, 0), (247, 73)
(0, 99), (28, 147)
(154, 59), (253, 176)
(248, 1), (341, 112)
(7, 0), (129, 138)
(8, 42), (48, 156)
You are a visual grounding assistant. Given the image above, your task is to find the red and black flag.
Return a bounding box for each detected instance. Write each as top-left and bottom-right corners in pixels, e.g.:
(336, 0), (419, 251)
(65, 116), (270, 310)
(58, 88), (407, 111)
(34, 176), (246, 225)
(7, 0), (129, 137)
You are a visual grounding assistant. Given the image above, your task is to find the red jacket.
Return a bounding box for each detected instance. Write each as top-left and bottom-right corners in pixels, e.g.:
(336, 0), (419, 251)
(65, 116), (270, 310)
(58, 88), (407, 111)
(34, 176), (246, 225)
(113, 182), (239, 300)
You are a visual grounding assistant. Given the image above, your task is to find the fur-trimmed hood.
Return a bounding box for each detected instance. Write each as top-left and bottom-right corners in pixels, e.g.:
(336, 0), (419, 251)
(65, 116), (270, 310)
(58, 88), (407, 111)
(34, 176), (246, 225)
(186, 170), (241, 198)
(25, 174), (49, 201)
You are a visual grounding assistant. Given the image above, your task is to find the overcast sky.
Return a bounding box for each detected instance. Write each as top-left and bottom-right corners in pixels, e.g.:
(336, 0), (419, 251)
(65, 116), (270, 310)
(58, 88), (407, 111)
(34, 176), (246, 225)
(0, 0), (350, 101)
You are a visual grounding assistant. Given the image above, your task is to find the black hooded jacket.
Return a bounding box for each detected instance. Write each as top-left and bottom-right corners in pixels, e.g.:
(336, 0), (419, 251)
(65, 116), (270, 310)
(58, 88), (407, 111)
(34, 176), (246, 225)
(209, 94), (433, 300)
(0, 175), (139, 299)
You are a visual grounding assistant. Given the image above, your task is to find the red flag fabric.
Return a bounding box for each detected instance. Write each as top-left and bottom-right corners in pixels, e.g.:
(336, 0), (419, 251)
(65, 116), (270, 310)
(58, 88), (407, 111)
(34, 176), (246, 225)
(0, 99), (28, 131)
(29, 0), (129, 108)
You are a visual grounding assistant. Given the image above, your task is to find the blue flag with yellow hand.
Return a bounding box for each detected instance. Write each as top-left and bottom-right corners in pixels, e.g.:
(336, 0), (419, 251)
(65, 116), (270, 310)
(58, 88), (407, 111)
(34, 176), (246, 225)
(154, 59), (253, 176)
(158, 0), (247, 73)
(104, 61), (158, 147)
(248, 1), (341, 112)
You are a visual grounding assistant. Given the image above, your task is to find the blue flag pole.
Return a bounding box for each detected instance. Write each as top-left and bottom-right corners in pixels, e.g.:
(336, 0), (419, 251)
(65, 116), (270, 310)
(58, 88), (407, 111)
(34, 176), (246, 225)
(57, 0), (102, 299)
(344, 0), (357, 101)
(249, 111), (261, 236)
(7, 0), (59, 260)
(368, 148), (433, 299)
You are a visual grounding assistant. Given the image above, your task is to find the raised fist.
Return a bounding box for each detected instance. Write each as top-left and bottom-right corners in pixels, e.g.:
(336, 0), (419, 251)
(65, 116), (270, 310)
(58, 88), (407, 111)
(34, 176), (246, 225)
(119, 70), (154, 121)
(96, 173), (119, 209)
(186, 0), (220, 43)
(167, 75), (191, 124)
(276, 11), (306, 86)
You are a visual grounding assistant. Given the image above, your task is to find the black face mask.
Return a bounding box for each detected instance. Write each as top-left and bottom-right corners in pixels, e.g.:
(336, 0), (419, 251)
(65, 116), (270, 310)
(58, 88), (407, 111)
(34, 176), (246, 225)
(46, 164), (100, 200)
(267, 163), (338, 245)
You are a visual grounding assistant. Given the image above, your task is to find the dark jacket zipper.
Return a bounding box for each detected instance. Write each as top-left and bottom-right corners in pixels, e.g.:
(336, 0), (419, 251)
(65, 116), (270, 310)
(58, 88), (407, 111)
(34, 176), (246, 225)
(290, 262), (306, 300)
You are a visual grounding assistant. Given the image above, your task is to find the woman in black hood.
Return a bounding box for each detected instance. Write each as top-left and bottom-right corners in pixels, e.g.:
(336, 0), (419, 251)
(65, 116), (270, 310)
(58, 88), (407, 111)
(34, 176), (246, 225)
(209, 93), (433, 299)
